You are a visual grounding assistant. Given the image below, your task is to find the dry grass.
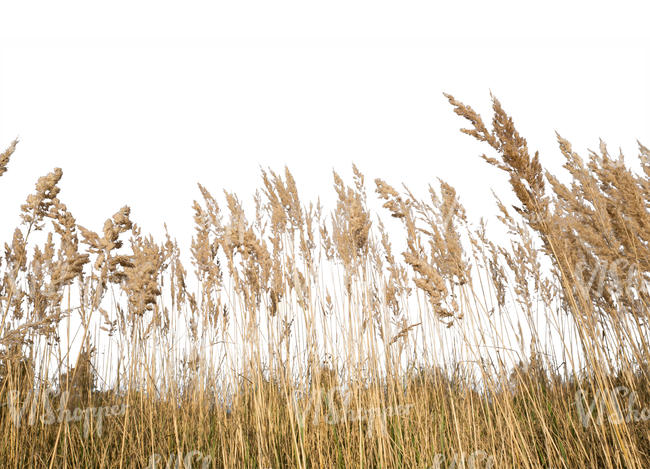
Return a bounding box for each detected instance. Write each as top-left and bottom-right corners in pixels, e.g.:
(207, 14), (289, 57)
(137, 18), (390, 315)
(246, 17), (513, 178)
(0, 94), (649, 468)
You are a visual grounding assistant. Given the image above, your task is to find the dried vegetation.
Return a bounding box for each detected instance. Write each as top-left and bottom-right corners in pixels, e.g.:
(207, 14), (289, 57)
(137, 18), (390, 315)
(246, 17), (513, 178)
(0, 95), (649, 468)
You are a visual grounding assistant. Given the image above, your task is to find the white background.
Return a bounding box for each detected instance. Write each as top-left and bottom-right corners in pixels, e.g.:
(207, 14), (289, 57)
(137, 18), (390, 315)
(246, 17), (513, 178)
(1, 2), (648, 253)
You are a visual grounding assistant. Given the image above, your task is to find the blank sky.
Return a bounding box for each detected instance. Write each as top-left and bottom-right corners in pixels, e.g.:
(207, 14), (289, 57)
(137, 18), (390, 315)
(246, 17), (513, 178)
(1, 2), (648, 252)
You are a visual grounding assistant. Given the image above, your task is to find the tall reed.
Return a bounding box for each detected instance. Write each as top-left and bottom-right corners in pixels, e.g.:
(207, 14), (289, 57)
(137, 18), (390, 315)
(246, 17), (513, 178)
(0, 95), (648, 468)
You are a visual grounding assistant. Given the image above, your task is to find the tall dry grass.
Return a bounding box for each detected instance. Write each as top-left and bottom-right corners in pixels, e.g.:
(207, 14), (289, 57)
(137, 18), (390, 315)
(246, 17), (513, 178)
(0, 94), (649, 468)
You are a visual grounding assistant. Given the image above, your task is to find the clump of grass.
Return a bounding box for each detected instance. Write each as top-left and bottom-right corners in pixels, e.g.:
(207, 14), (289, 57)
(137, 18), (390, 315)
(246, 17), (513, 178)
(0, 94), (649, 468)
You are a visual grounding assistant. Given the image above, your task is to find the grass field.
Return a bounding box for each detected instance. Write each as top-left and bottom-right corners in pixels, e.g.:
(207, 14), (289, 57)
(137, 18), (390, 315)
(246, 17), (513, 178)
(1, 94), (649, 468)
